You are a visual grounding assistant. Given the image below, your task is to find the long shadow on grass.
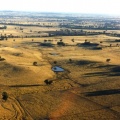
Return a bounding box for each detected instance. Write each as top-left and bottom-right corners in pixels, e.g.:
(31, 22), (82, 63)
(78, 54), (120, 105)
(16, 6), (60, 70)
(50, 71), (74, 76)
(75, 60), (99, 66)
(84, 65), (120, 77)
(84, 72), (120, 77)
(85, 89), (120, 97)
(9, 84), (44, 88)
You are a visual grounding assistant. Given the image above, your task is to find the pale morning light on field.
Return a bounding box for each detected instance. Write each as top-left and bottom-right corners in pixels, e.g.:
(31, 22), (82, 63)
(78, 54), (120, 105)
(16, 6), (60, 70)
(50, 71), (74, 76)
(0, 0), (120, 15)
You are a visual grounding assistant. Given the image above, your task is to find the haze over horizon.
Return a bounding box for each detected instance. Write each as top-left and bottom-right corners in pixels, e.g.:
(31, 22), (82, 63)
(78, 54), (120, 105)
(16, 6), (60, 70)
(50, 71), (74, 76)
(0, 0), (120, 15)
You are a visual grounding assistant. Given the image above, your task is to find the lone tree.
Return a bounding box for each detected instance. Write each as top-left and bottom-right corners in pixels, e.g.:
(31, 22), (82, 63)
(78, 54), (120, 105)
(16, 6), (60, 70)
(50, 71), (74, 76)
(60, 39), (63, 42)
(33, 61), (37, 66)
(44, 79), (53, 85)
(106, 59), (111, 63)
(71, 39), (74, 42)
(85, 39), (87, 43)
(53, 61), (57, 64)
(0, 56), (5, 61)
(57, 41), (65, 46)
(69, 58), (72, 63)
(44, 39), (47, 43)
(116, 44), (119, 47)
(2, 92), (8, 101)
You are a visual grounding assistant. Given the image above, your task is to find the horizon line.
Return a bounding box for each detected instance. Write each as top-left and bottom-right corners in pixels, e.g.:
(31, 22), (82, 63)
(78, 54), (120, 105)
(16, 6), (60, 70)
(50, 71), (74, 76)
(0, 10), (117, 16)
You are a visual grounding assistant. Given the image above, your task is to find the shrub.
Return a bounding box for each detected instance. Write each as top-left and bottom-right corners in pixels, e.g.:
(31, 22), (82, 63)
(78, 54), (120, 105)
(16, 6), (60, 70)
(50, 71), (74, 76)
(116, 44), (119, 47)
(57, 41), (65, 46)
(40, 43), (53, 47)
(106, 59), (111, 62)
(0, 57), (5, 61)
(69, 59), (72, 63)
(85, 39), (87, 42)
(53, 61), (57, 64)
(2, 92), (8, 101)
(44, 79), (53, 85)
(60, 39), (63, 42)
(44, 40), (47, 42)
(71, 39), (74, 42)
(33, 61), (37, 66)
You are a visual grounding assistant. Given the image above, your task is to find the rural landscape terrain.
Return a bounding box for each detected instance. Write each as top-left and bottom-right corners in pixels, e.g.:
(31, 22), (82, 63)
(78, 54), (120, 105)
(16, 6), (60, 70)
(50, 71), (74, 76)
(0, 11), (120, 120)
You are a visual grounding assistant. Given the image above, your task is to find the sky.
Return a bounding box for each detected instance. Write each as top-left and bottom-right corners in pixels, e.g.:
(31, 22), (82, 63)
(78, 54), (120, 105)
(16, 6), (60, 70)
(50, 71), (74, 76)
(0, 0), (120, 15)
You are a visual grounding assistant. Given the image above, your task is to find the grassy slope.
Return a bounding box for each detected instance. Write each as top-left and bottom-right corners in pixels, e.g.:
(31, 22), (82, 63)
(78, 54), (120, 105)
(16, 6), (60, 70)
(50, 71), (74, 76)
(0, 27), (120, 120)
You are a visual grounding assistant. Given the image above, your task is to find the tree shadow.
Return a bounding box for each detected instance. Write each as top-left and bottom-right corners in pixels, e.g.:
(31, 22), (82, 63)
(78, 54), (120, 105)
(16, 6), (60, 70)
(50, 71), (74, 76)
(0, 58), (5, 61)
(75, 60), (99, 66)
(95, 64), (117, 69)
(84, 72), (120, 77)
(9, 84), (44, 88)
(84, 65), (120, 77)
(84, 72), (110, 77)
(84, 89), (120, 97)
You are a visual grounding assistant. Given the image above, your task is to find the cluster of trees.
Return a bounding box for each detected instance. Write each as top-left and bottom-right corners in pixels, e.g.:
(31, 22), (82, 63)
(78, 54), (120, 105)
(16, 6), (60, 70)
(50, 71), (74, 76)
(0, 34), (50, 40)
(48, 29), (103, 36)
(59, 24), (120, 30)
(108, 33), (120, 37)
(0, 25), (7, 29)
(0, 22), (55, 28)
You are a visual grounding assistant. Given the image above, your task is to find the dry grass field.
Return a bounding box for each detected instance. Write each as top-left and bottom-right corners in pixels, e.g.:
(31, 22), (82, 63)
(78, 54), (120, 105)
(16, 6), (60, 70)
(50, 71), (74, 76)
(0, 14), (120, 120)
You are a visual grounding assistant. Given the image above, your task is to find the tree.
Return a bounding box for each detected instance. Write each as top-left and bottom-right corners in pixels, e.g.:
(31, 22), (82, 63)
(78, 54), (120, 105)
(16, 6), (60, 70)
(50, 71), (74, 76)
(80, 29), (83, 32)
(106, 59), (111, 63)
(69, 59), (72, 63)
(71, 39), (74, 42)
(60, 39), (62, 42)
(3, 26), (7, 29)
(116, 44), (119, 47)
(53, 61), (57, 64)
(33, 61), (37, 66)
(44, 40), (47, 42)
(85, 39), (87, 43)
(57, 41), (65, 46)
(44, 79), (53, 85)
(2, 92), (8, 101)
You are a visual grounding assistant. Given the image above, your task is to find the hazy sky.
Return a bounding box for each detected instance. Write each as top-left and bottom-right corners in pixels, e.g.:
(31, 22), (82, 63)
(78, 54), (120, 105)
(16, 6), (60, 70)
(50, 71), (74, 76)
(0, 0), (120, 15)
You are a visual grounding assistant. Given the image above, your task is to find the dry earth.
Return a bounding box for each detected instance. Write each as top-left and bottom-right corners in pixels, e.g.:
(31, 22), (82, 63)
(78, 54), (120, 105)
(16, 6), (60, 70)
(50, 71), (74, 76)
(0, 27), (120, 120)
